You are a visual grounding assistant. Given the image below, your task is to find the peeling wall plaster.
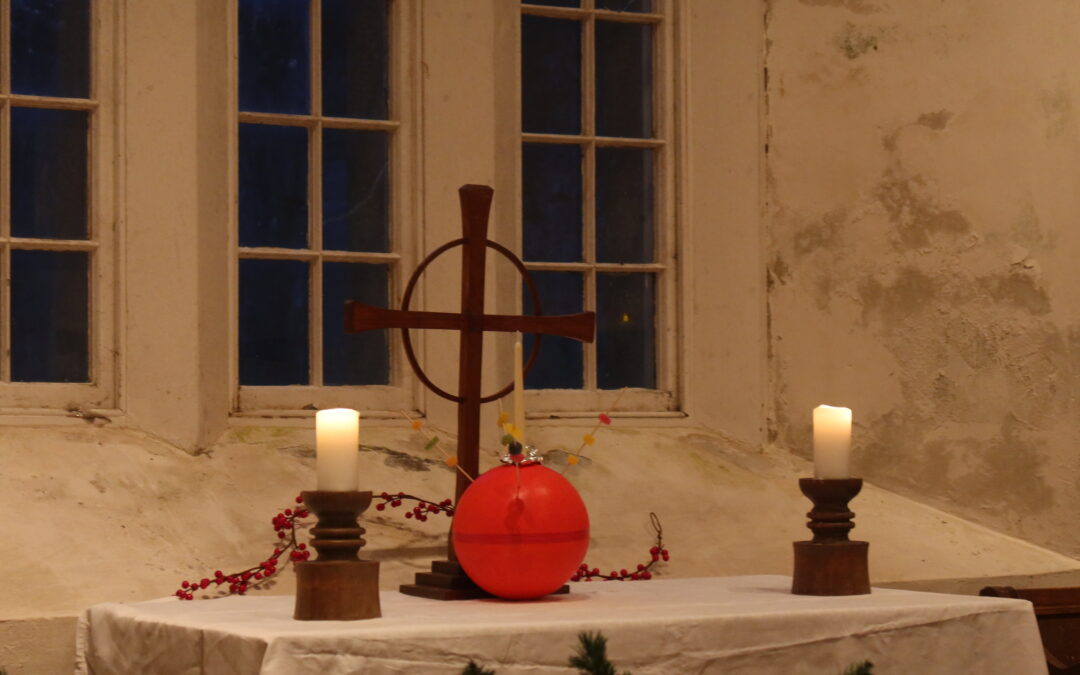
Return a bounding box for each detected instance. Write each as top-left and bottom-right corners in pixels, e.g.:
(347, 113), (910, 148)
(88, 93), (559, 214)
(766, 0), (1080, 557)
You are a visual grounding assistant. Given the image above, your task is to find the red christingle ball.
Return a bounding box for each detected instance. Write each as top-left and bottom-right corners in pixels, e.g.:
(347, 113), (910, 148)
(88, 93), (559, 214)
(598, 413), (612, 425)
(452, 463), (589, 600)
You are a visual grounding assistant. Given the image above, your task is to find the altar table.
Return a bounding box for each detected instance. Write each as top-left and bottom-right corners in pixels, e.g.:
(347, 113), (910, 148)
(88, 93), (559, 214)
(76, 575), (1047, 674)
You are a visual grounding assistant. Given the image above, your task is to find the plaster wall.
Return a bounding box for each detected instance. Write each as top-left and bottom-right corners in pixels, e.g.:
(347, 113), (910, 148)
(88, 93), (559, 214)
(766, 0), (1080, 557)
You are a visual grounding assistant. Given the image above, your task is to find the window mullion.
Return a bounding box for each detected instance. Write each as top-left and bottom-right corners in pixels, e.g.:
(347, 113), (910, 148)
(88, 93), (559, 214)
(310, 0), (324, 388)
(582, 11), (597, 391)
(1, 1), (8, 383)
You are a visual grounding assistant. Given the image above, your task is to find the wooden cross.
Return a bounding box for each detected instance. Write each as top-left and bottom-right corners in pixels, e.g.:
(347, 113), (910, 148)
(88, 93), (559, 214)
(345, 184), (595, 500)
(345, 185), (595, 600)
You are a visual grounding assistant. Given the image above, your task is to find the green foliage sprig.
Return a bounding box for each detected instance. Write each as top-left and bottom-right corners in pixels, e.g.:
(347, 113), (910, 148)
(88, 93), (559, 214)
(569, 632), (632, 675)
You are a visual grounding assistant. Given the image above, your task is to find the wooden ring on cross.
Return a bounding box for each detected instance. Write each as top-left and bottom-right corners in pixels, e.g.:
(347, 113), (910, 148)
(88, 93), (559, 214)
(399, 238), (543, 404)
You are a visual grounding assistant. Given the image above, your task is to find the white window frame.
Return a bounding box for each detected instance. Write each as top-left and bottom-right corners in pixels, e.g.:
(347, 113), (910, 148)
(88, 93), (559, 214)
(514, 0), (681, 417)
(228, 0), (422, 418)
(0, 0), (118, 413)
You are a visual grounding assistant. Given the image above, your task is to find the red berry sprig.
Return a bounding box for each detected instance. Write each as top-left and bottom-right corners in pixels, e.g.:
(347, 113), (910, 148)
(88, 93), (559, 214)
(174, 494), (311, 600)
(571, 512), (668, 582)
(374, 492), (454, 521)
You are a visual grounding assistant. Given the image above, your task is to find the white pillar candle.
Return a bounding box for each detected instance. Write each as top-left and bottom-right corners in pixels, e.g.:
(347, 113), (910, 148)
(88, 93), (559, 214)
(316, 408), (360, 491)
(813, 404), (852, 479)
(513, 335), (526, 443)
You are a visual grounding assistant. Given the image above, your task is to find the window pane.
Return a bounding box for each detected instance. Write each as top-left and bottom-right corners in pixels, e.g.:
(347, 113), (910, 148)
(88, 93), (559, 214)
(521, 15), (581, 135)
(322, 0), (388, 120)
(595, 21), (653, 138)
(11, 0), (90, 98)
(11, 107), (88, 240)
(323, 129), (390, 252)
(597, 272), (655, 389)
(11, 250), (89, 382)
(239, 0), (310, 114)
(596, 0), (652, 12)
(239, 124), (308, 249)
(323, 262), (389, 385)
(596, 147), (654, 263)
(522, 143), (582, 262)
(523, 271), (583, 389)
(239, 259), (309, 385)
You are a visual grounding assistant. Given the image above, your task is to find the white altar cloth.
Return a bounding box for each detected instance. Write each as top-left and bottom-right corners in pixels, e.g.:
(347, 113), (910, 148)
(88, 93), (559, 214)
(76, 575), (1047, 674)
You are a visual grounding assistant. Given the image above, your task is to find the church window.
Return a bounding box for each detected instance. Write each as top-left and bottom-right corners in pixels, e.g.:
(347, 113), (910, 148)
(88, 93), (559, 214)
(235, 0), (412, 413)
(519, 0), (675, 410)
(0, 0), (117, 408)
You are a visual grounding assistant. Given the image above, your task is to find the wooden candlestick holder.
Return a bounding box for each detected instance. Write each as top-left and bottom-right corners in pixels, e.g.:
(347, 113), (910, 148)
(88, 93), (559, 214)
(791, 478), (871, 596)
(294, 490), (381, 620)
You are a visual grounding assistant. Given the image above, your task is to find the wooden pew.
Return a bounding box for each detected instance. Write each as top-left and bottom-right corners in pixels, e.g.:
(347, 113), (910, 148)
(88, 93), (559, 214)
(980, 585), (1080, 674)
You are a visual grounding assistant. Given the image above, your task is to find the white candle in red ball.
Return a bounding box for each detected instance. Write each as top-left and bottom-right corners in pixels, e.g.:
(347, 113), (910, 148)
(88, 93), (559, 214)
(316, 408), (360, 491)
(813, 404), (852, 479)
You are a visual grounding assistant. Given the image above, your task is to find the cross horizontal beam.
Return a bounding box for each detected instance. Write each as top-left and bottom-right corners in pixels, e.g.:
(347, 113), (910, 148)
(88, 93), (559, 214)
(346, 303), (596, 343)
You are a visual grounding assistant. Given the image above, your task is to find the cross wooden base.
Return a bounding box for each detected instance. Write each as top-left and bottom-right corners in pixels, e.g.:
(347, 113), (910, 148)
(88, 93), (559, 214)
(399, 560), (571, 601)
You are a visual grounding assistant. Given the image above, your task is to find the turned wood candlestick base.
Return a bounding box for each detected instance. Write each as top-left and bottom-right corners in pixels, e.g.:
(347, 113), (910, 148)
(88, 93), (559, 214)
(791, 478), (871, 596)
(294, 490), (381, 621)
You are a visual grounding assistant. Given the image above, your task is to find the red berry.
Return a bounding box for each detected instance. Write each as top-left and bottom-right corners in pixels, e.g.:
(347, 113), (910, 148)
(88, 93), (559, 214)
(650, 546), (659, 555)
(295, 495), (304, 504)
(631, 573), (640, 580)
(592, 568), (600, 576)
(661, 552), (670, 561)
(570, 575), (580, 582)
(391, 500), (402, 507)
(284, 509), (292, 516)
(215, 570), (224, 578)
(277, 531), (286, 539)
(375, 503), (386, 511)
(181, 581), (190, 589)
(651, 553), (659, 561)
(636, 564), (645, 571)
(380, 492), (389, 499)
(298, 543), (307, 550)
(405, 512), (413, 518)
(642, 571), (652, 580)
(200, 578), (210, 589)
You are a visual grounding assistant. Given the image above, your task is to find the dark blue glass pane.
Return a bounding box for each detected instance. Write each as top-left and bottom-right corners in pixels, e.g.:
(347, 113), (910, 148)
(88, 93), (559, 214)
(11, 107), (88, 240)
(324, 262), (389, 385)
(596, 21), (652, 138)
(323, 128), (389, 252)
(11, 0), (90, 97)
(523, 1), (580, 7)
(522, 143), (582, 262)
(596, 0), (652, 11)
(11, 250), (88, 382)
(522, 271), (583, 389)
(522, 15), (580, 135)
(239, 0), (310, 114)
(597, 272), (654, 389)
(239, 259), (309, 385)
(596, 147), (654, 263)
(323, 0), (388, 120)
(239, 124), (308, 248)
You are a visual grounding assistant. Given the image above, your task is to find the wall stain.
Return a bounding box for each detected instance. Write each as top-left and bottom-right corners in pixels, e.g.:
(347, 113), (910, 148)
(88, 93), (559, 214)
(799, 0), (879, 14)
(916, 109), (953, 130)
(977, 272), (1051, 315)
(794, 209), (845, 256)
(368, 444), (438, 472)
(875, 168), (971, 249)
(857, 267), (937, 327)
(835, 22), (879, 59)
(1041, 88), (1073, 140)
